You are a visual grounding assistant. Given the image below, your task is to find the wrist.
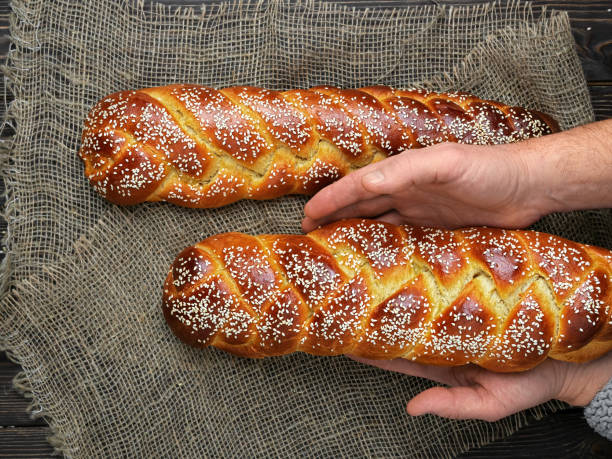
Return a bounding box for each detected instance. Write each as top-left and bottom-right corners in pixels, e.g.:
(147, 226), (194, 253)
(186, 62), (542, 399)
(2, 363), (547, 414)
(517, 135), (567, 217)
(556, 352), (612, 407)
(521, 120), (612, 215)
(507, 140), (557, 222)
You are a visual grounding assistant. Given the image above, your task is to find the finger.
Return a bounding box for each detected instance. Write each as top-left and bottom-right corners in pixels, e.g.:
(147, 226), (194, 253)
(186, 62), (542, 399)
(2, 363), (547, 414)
(303, 167), (382, 221)
(375, 211), (405, 226)
(304, 149), (429, 220)
(305, 145), (457, 221)
(347, 355), (457, 386)
(406, 385), (511, 422)
(360, 149), (445, 196)
(376, 208), (452, 228)
(302, 216), (320, 233)
(378, 205), (464, 229)
(306, 195), (395, 229)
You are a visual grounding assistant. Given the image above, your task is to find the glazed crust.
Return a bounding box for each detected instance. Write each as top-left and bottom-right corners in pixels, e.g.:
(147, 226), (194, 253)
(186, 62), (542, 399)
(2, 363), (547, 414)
(162, 219), (612, 372)
(79, 85), (560, 207)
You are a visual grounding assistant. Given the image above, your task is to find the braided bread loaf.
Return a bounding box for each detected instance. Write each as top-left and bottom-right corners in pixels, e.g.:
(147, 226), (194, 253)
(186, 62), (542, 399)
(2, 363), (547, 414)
(162, 219), (612, 372)
(80, 85), (559, 208)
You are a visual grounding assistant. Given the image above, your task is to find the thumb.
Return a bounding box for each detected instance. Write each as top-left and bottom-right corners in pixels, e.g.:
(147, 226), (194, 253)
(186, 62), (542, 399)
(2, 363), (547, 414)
(361, 146), (451, 195)
(303, 150), (414, 221)
(407, 385), (510, 422)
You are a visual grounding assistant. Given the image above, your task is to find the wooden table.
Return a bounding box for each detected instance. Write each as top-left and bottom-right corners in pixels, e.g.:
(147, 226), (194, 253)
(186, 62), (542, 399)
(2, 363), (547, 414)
(1, 1), (611, 457)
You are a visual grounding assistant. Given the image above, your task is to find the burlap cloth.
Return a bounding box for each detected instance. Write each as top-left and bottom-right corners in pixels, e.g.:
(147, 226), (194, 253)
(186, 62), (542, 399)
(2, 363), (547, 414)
(1, 0), (611, 456)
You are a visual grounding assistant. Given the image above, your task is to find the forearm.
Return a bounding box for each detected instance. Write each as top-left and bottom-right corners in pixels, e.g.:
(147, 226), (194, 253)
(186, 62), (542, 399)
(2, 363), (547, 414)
(519, 119), (612, 214)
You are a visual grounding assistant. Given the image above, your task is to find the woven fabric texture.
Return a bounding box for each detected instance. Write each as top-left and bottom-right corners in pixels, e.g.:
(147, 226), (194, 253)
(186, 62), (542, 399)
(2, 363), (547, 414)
(1, 0), (610, 457)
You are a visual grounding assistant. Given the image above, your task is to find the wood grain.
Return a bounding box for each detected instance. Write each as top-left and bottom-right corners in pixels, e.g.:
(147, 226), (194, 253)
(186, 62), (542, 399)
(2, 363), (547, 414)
(591, 84), (612, 120)
(458, 408), (612, 458)
(535, 2), (612, 82)
(0, 427), (56, 458)
(0, 1), (8, 62)
(0, 361), (47, 427)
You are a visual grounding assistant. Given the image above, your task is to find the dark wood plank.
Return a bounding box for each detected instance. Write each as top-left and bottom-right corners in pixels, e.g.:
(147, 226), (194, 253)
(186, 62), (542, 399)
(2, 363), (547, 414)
(0, 359), (47, 427)
(0, 427), (56, 458)
(543, 4), (612, 82)
(591, 84), (612, 120)
(0, 0), (10, 125)
(0, 0), (9, 62)
(460, 407), (612, 458)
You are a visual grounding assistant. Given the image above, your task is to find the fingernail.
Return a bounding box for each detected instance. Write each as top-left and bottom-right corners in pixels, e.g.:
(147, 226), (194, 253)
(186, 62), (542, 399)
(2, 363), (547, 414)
(364, 170), (384, 185)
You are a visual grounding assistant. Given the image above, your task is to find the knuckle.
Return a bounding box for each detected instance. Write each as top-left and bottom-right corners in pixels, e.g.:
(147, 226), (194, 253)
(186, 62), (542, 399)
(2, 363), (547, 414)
(434, 141), (467, 160)
(483, 413), (502, 422)
(431, 141), (459, 154)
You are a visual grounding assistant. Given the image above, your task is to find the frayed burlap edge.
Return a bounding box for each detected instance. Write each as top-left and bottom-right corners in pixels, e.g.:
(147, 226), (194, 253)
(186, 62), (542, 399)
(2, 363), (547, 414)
(0, 1), (68, 453)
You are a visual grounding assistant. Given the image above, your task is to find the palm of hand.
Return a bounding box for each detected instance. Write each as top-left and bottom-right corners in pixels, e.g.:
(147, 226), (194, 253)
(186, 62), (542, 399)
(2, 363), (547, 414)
(348, 356), (567, 421)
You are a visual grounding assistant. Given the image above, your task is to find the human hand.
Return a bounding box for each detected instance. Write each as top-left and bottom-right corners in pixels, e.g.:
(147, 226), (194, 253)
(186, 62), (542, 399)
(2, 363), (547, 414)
(302, 141), (547, 232)
(348, 351), (612, 421)
(303, 120), (612, 233)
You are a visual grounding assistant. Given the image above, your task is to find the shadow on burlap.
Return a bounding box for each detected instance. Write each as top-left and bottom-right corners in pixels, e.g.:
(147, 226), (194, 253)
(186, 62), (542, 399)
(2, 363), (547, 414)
(1, 0), (610, 457)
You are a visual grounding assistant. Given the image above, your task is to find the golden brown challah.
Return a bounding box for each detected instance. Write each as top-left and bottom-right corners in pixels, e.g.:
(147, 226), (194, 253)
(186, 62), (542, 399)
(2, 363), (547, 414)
(80, 85), (560, 207)
(162, 219), (612, 372)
